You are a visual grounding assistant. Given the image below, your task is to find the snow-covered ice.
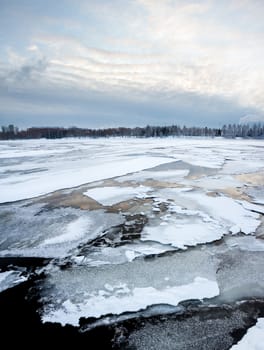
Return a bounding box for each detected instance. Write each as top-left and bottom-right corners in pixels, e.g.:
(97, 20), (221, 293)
(40, 249), (219, 326)
(84, 186), (152, 205)
(231, 318), (264, 350)
(246, 187), (264, 205)
(1, 138), (263, 203)
(0, 204), (123, 258)
(42, 277), (219, 326)
(142, 205), (223, 249)
(42, 216), (93, 245)
(0, 138), (178, 203)
(182, 193), (260, 234)
(1, 137), (264, 333)
(117, 169), (189, 183)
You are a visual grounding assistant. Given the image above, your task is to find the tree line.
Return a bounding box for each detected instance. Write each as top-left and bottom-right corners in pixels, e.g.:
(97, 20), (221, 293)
(1, 123), (264, 140)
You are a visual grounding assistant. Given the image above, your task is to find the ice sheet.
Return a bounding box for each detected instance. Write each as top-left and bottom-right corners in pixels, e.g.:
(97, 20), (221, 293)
(40, 249), (218, 326)
(42, 277), (219, 326)
(84, 186), (152, 206)
(186, 175), (243, 190)
(224, 236), (264, 252)
(183, 194), (260, 234)
(142, 223), (223, 249)
(1, 138), (264, 203)
(157, 189), (260, 235)
(142, 203), (223, 248)
(238, 200), (264, 215)
(42, 216), (92, 245)
(231, 318), (264, 350)
(246, 187), (264, 205)
(117, 169), (189, 183)
(0, 204), (123, 258)
(72, 242), (175, 266)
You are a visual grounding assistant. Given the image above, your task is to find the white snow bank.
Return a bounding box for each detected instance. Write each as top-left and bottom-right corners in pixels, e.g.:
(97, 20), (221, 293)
(231, 318), (264, 350)
(42, 277), (219, 326)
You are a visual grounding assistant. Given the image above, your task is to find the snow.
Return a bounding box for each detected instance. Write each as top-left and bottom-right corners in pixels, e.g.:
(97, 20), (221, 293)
(84, 186), (152, 205)
(0, 138), (179, 203)
(0, 270), (27, 292)
(238, 200), (264, 215)
(42, 277), (219, 326)
(1, 138), (264, 331)
(72, 242), (175, 267)
(1, 138), (263, 203)
(231, 318), (264, 350)
(141, 193), (260, 249)
(142, 204), (223, 249)
(0, 204), (123, 258)
(142, 223), (222, 249)
(166, 190), (261, 235)
(40, 248), (218, 326)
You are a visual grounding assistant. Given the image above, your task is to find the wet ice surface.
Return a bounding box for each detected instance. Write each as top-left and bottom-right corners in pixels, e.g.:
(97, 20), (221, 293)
(0, 138), (264, 347)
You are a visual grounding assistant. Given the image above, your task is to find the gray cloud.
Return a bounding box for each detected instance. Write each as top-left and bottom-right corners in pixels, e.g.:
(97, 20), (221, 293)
(5, 58), (48, 84)
(0, 82), (255, 129)
(239, 114), (264, 124)
(0, 0), (263, 128)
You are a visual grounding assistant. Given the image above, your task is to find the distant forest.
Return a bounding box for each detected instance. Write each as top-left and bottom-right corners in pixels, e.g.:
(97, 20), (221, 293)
(1, 123), (264, 140)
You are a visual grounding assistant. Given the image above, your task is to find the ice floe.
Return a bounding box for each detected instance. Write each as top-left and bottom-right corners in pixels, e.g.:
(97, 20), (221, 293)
(157, 189), (260, 235)
(42, 277), (219, 326)
(40, 249), (218, 326)
(117, 169), (189, 183)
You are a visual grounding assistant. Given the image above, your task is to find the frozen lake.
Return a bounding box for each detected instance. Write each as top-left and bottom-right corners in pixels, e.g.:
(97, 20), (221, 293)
(0, 137), (264, 349)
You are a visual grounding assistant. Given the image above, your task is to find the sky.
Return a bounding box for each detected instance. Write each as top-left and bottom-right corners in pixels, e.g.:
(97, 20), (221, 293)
(0, 0), (264, 129)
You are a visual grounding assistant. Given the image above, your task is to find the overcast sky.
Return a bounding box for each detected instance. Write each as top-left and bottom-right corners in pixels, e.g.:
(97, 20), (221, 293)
(0, 0), (264, 128)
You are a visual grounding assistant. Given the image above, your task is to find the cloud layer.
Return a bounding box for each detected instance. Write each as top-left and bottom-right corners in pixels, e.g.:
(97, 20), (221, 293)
(0, 0), (263, 127)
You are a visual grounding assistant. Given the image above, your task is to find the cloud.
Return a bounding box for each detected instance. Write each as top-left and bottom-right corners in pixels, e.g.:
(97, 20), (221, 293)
(4, 57), (48, 85)
(239, 114), (264, 124)
(0, 79), (252, 129)
(0, 0), (264, 127)
(27, 45), (39, 52)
